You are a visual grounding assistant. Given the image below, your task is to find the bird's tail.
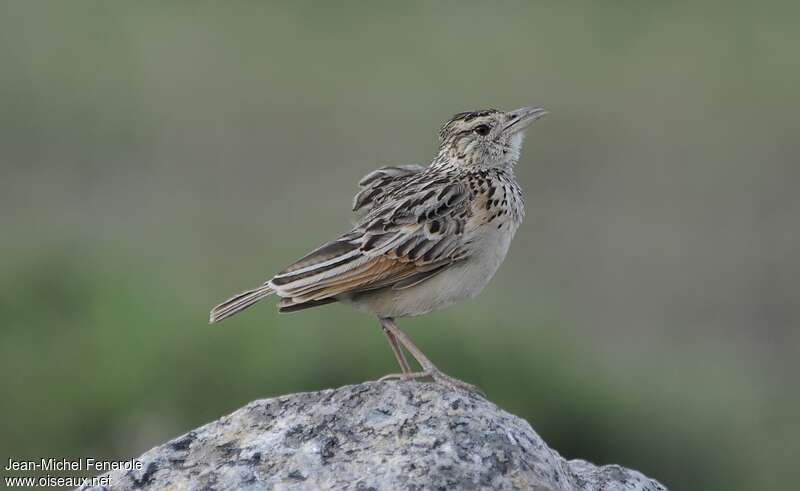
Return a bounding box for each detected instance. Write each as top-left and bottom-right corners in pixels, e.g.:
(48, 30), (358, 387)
(209, 285), (274, 324)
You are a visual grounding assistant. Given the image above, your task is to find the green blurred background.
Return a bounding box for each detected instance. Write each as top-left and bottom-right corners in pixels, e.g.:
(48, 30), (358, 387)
(1, 2), (798, 490)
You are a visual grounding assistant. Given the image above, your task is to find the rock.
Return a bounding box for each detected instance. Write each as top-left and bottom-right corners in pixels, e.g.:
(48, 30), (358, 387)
(79, 381), (666, 490)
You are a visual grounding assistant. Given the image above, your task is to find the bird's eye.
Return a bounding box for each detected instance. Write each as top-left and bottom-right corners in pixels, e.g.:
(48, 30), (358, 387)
(474, 124), (491, 136)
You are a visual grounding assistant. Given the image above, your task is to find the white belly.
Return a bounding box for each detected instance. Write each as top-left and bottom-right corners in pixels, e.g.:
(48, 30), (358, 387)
(343, 220), (519, 318)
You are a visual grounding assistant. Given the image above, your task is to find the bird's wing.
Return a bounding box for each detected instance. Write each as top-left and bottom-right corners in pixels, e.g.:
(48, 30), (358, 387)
(352, 165), (427, 220)
(271, 172), (472, 305)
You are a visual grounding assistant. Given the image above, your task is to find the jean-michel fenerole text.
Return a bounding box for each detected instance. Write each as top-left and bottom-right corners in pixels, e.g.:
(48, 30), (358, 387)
(4, 457), (142, 472)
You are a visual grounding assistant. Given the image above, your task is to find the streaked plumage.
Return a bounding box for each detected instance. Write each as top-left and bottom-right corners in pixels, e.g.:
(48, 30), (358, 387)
(210, 105), (547, 391)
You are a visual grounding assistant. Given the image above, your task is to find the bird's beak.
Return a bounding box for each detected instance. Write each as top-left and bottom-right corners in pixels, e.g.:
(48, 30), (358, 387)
(502, 106), (548, 135)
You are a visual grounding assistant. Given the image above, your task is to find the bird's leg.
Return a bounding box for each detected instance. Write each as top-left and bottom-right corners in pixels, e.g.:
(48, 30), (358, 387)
(378, 317), (482, 394)
(379, 317), (412, 377)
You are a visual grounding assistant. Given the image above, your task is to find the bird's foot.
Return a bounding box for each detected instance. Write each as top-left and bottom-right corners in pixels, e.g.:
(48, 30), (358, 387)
(428, 369), (484, 395)
(378, 371), (429, 382)
(379, 369), (483, 395)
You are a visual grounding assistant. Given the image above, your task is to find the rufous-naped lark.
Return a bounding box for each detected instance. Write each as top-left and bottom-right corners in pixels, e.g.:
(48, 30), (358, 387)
(211, 106), (547, 391)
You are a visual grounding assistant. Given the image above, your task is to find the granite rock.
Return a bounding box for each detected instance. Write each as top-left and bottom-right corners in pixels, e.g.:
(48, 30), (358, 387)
(80, 381), (666, 490)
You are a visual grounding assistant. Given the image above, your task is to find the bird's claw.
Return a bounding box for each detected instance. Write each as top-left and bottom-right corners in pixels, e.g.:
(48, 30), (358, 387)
(378, 371), (429, 382)
(379, 370), (484, 395)
(428, 370), (485, 395)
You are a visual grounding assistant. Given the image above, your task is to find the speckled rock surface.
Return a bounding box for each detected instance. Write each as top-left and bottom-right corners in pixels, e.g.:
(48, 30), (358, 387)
(80, 381), (666, 491)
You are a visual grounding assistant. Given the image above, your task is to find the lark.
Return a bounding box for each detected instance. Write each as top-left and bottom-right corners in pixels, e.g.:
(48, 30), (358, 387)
(210, 106), (548, 391)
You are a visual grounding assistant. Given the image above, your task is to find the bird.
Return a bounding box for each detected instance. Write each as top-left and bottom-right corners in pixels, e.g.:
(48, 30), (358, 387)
(210, 105), (548, 391)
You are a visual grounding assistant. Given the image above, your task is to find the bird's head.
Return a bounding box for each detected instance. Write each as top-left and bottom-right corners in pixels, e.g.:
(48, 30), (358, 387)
(435, 106), (547, 170)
